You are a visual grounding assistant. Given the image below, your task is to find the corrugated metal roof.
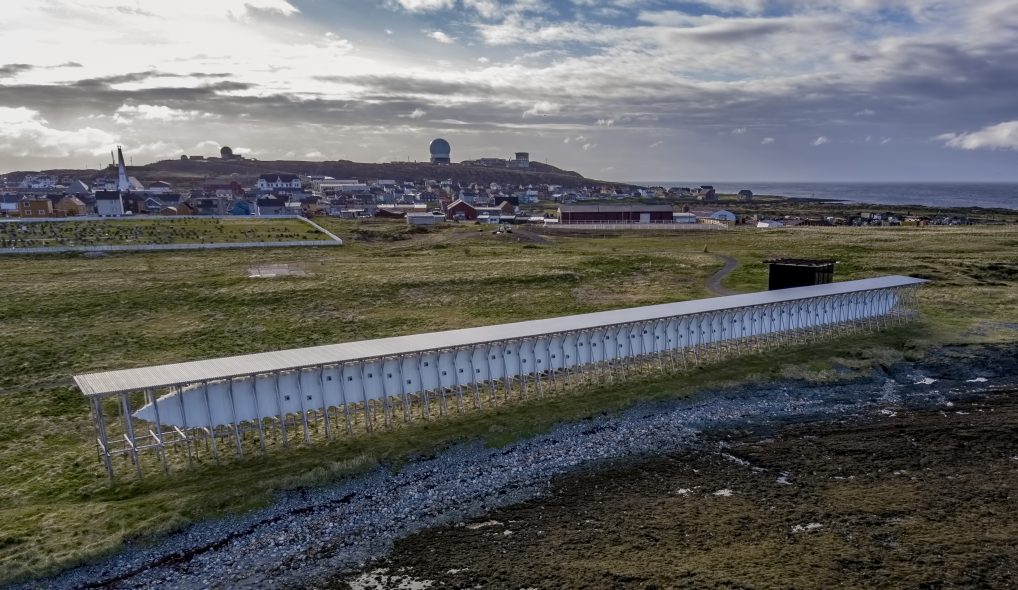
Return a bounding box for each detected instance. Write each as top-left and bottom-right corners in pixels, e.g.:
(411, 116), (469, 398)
(560, 204), (674, 213)
(74, 276), (925, 397)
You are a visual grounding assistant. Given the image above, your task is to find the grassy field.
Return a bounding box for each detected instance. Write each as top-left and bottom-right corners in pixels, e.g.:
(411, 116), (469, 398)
(0, 221), (1016, 583)
(0, 217), (329, 248)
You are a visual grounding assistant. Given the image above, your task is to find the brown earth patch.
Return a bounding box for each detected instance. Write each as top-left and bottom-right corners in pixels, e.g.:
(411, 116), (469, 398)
(350, 391), (1018, 589)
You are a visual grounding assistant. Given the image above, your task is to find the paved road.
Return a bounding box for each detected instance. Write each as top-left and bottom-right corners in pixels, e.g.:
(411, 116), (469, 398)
(706, 254), (739, 296)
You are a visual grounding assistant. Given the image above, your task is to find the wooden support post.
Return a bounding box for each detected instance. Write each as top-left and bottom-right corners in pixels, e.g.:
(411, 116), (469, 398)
(381, 361), (393, 429)
(200, 382), (219, 461)
(415, 355), (430, 420)
(318, 368), (333, 440)
(250, 376), (266, 452)
(358, 363), (373, 433)
(273, 373), (289, 447)
(93, 397), (114, 481)
(294, 370), (312, 443)
(397, 356), (411, 423)
(176, 387), (194, 465)
(146, 389), (169, 476)
(339, 365), (352, 434)
(468, 347), (482, 409)
(226, 378), (243, 457)
(119, 393), (143, 479)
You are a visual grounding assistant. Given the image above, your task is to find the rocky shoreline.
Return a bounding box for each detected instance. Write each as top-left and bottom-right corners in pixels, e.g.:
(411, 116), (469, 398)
(17, 343), (1018, 590)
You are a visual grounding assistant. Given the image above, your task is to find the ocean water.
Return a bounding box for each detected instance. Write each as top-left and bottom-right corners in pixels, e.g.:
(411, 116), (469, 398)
(638, 182), (1018, 211)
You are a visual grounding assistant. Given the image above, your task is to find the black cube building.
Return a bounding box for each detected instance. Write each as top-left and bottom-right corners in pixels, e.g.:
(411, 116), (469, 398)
(766, 259), (836, 290)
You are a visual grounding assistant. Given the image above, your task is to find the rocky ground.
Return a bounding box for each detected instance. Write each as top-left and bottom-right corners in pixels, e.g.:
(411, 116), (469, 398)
(18, 344), (1018, 590)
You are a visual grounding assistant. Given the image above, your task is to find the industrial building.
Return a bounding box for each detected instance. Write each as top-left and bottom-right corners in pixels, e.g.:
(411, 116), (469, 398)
(559, 204), (674, 224)
(75, 276), (924, 479)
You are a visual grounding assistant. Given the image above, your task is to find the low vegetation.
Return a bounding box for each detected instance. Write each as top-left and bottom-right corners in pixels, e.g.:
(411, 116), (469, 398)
(0, 217), (329, 249)
(0, 221), (1015, 583)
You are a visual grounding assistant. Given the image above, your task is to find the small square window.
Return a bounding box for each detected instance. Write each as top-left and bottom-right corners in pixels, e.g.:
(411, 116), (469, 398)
(407, 379), (412, 384)
(284, 395), (291, 401)
(476, 369), (481, 373)
(326, 376), (333, 381)
(458, 368), (464, 373)
(367, 373), (373, 378)
(347, 376), (353, 382)
(424, 361), (430, 366)
(551, 354), (556, 358)
(442, 371), (447, 376)
(307, 395), (312, 401)
(387, 373), (392, 379)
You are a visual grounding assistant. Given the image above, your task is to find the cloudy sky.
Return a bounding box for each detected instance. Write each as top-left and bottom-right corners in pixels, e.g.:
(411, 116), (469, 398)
(1, 0), (1017, 181)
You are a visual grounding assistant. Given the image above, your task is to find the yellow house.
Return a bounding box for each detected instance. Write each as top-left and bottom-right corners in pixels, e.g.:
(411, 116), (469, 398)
(54, 196), (87, 217)
(18, 198), (53, 218)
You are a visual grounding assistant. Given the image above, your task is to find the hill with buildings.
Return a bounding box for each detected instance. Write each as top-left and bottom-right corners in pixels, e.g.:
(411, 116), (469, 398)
(7, 157), (623, 190)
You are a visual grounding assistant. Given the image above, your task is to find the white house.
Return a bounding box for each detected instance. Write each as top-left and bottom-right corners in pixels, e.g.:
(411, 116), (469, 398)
(147, 181), (173, 194)
(256, 174), (302, 191)
(18, 175), (56, 189)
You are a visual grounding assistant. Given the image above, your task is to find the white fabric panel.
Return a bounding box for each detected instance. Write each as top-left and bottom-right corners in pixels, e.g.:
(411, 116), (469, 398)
(300, 369), (325, 412)
(532, 338), (550, 373)
(321, 366), (344, 409)
(562, 334), (577, 369)
(418, 353), (439, 390)
(502, 345), (521, 378)
(229, 377), (257, 422)
(454, 349), (473, 385)
(437, 352), (457, 389)
(576, 332), (591, 366)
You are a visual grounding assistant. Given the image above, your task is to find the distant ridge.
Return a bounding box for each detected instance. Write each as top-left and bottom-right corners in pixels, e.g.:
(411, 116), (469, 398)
(9, 158), (630, 189)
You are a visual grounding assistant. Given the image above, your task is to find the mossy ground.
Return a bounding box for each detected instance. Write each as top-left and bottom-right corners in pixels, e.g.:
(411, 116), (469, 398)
(0, 221), (1015, 583)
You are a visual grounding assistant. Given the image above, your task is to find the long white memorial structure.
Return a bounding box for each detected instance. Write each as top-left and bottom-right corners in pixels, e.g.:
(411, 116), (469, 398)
(76, 275), (925, 479)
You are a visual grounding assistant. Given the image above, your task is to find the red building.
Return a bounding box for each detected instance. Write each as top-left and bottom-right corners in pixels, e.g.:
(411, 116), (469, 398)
(445, 199), (478, 220)
(558, 204), (674, 224)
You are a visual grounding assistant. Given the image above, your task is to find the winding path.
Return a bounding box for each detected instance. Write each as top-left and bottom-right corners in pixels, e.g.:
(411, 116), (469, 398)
(706, 253), (740, 296)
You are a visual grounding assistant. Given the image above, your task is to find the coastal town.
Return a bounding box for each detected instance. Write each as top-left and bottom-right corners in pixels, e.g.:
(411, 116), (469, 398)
(0, 142), (996, 234)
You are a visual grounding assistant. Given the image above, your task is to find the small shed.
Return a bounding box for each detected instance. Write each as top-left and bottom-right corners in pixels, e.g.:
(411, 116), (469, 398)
(765, 259), (836, 291)
(407, 212), (442, 226)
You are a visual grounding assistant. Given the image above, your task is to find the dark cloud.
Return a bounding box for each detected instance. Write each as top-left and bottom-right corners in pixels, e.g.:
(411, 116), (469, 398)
(0, 63), (34, 77)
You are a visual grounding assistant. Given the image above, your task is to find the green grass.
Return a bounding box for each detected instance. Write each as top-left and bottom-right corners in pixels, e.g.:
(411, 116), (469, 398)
(0, 217), (329, 248)
(0, 221), (1016, 583)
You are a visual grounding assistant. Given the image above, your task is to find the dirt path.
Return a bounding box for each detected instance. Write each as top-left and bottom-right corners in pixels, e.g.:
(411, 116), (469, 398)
(706, 253), (739, 295)
(357, 389), (1018, 589)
